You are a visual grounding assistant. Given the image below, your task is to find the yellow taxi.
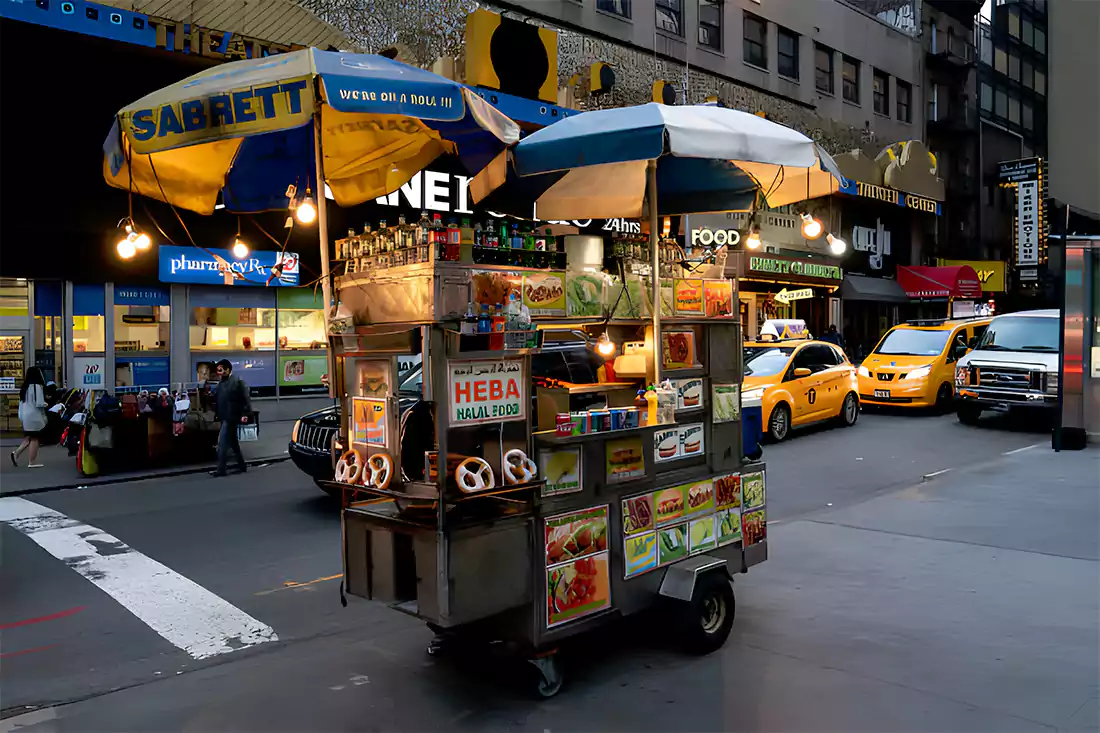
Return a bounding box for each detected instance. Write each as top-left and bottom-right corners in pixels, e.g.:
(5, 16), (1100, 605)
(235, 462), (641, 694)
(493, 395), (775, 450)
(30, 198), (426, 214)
(857, 317), (992, 410)
(743, 321), (860, 442)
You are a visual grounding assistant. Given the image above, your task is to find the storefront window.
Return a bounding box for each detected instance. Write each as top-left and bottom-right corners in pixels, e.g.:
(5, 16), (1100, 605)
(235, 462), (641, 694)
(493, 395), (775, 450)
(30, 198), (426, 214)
(190, 307), (277, 351)
(114, 305), (170, 351)
(0, 278), (29, 316)
(73, 315), (106, 352)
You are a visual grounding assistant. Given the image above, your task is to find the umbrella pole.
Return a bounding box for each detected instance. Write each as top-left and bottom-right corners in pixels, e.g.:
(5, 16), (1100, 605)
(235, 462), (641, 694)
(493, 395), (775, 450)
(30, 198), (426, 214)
(647, 159), (661, 386)
(313, 113), (336, 398)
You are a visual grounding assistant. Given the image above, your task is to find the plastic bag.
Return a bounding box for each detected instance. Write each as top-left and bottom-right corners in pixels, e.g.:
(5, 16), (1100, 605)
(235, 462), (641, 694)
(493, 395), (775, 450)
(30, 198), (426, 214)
(78, 427), (99, 477)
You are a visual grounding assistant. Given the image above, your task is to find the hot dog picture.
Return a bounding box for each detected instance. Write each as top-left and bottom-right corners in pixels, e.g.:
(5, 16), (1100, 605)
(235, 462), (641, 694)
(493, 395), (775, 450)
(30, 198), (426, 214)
(622, 494), (655, 535)
(685, 480), (715, 516)
(544, 507), (609, 566)
(715, 473), (742, 509)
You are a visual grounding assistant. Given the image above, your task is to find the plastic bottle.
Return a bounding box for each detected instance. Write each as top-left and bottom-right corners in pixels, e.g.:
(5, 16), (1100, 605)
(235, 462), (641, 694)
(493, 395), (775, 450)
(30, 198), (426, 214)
(634, 389), (650, 427)
(477, 304), (491, 334)
(431, 213), (445, 260)
(490, 304), (506, 350)
(462, 301), (478, 335)
(645, 385), (659, 426)
(510, 222), (522, 250)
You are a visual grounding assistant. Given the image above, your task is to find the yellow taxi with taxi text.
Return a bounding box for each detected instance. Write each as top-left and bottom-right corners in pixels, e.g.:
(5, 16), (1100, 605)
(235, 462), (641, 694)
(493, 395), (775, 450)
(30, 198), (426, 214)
(857, 317), (992, 410)
(743, 320), (860, 442)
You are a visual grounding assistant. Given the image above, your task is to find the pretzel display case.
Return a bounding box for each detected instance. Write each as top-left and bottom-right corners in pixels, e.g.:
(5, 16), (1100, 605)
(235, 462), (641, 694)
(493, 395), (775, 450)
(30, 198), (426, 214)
(333, 257), (767, 698)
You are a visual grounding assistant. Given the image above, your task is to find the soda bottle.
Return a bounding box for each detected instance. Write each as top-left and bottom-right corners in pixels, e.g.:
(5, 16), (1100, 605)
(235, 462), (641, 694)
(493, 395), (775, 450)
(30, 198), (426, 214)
(446, 219), (461, 261)
(432, 213), (445, 261)
(477, 304), (491, 333)
(490, 304), (506, 350)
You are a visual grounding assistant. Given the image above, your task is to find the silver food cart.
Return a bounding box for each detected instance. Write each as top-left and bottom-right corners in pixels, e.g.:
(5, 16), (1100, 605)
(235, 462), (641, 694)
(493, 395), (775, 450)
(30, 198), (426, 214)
(328, 247), (767, 697)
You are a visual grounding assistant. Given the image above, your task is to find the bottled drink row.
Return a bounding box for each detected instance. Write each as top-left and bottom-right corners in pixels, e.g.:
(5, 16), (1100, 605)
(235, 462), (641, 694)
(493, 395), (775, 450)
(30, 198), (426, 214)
(458, 290), (538, 351)
(335, 212), (568, 272)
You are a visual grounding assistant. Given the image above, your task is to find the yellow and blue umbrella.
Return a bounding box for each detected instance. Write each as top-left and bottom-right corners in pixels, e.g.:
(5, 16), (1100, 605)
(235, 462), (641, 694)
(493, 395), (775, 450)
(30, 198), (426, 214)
(102, 49), (519, 215)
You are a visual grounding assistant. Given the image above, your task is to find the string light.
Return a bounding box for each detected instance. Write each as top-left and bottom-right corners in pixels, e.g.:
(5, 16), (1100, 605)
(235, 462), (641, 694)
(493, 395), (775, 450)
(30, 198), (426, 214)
(745, 225), (762, 249)
(826, 233), (847, 255)
(296, 189), (317, 225)
(800, 212), (823, 240)
(232, 218), (249, 259)
(596, 331), (616, 357)
(115, 219), (150, 260)
(117, 237), (137, 259)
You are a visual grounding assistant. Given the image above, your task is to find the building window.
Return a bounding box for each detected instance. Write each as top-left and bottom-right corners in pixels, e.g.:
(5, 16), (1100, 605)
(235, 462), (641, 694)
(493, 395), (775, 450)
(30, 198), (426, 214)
(190, 308), (276, 351)
(743, 13), (767, 68)
(814, 43), (834, 93)
(980, 32), (992, 65)
(995, 47), (1007, 75)
(1022, 60), (1033, 88)
(114, 305), (170, 353)
(1008, 9), (1020, 37)
(596, 0), (631, 19)
(1008, 96), (1020, 124)
(1009, 52), (1020, 81)
(980, 82), (993, 112)
(777, 27), (799, 79)
(698, 0), (722, 50)
(995, 89), (1007, 118)
(842, 56), (860, 103)
(1034, 27), (1045, 54)
(1022, 18), (1033, 47)
(656, 0), (683, 36)
(897, 79), (912, 122)
(73, 316), (106, 353)
(1034, 69), (1045, 95)
(873, 69), (889, 115)
(1022, 102), (1033, 130)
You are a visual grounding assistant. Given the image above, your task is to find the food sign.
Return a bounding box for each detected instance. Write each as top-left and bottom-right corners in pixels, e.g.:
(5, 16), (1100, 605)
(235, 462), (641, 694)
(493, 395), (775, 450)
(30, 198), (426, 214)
(539, 448), (582, 497)
(523, 271), (567, 316)
(673, 279), (704, 315)
(605, 437), (645, 482)
(704, 279), (734, 317)
(662, 330), (696, 370)
(351, 397), (387, 447)
(448, 359), (525, 426)
(545, 506), (611, 628)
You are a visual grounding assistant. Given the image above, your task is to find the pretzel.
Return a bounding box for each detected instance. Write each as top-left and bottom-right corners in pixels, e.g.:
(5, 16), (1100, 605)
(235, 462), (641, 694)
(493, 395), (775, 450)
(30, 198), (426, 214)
(456, 457), (495, 494)
(503, 448), (537, 485)
(365, 452), (394, 491)
(336, 450), (363, 484)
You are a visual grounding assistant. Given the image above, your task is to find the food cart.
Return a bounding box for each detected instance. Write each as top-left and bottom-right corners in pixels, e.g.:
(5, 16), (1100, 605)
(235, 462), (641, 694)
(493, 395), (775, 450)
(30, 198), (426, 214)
(328, 237), (767, 698)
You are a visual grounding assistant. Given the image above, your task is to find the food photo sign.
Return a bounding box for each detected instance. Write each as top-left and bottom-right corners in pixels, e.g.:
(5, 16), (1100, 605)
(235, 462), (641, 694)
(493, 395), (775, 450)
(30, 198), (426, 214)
(448, 359), (525, 426)
(620, 471), (751, 580)
(539, 448), (583, 497)
(545, 506), (611, 628)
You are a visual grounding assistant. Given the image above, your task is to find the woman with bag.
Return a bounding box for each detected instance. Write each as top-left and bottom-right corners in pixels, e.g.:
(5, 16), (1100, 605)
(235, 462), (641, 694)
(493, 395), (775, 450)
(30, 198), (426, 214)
(11, 366), (48, 468)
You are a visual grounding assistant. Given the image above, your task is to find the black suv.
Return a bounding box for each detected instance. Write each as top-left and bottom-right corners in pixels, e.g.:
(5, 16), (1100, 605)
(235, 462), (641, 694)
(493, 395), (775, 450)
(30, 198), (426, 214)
(288, 341), (607, 495)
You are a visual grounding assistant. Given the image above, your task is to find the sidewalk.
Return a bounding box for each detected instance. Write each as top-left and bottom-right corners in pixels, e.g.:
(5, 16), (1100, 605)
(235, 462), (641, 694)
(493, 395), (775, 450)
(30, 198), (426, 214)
(0, 396), (332, 496)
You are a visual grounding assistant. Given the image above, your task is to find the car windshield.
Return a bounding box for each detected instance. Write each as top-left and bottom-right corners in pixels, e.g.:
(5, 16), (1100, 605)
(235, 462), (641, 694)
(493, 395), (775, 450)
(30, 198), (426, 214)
(975, 316), (1059, 352)
(744, 347), (796, 377)
(874, 329), (952, 356)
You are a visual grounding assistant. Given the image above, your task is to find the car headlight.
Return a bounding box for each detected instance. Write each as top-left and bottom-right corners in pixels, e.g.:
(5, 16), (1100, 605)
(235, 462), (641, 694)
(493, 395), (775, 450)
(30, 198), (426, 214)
(905, 365), (932, 380)
(857, 365), (871, 378)
(1044, 371), (1059, 395)
(291, 419), (301, 443)
(742, 387), (767, 401)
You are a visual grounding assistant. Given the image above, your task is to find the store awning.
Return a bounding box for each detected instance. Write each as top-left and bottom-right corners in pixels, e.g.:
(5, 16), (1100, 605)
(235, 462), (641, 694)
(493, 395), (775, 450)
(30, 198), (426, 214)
(896, 265), (983, 299)
(839, 274), (909, 303)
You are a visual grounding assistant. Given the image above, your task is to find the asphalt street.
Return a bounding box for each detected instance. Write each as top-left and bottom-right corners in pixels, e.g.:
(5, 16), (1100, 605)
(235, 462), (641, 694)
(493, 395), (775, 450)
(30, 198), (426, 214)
(3, 409), (1094, 732)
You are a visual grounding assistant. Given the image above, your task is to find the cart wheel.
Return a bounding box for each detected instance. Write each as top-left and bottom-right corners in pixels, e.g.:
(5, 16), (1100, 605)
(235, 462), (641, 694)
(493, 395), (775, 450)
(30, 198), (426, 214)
(676, 572), (735, 655)
(528, 655), (563, 699)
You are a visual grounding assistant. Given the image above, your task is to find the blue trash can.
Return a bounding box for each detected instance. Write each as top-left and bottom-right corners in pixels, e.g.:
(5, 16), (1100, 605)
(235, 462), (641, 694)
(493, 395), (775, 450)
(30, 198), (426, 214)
(741, 402), (764, 460)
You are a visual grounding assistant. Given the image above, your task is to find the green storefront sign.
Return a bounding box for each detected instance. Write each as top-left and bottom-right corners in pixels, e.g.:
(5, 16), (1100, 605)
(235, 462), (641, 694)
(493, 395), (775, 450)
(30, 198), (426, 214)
(748, 256), (843, 281)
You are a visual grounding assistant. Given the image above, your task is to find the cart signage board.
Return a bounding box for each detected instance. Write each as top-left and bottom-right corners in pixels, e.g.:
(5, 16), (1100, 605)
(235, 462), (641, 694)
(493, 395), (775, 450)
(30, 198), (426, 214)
(714, 472), (742, 510)
(679, 423), (705, 458)
(717, 508), (742, 546)
(448, 359), (525, 426)
(743, 471), (765, 510)
(657, 524), (688, 565)
(545, 506), (611, 628)
(605, 436), (645, 482)
(624, 532), (658, 578)
(654, 427), (680, 463)
(712, 383), (740, 423)
(351, 397), (387, 447)
(522, 271), (566, 316)
(622, 493), (655, 536)
(741, 470), (766, 547)
(684, 479), (715, 516)
(688, 516), (718, 553)
(673, 378), (705, 410)
(673, 279), (705, 315)
(539, 448), (582, 497)
(704, 279), (734, 317)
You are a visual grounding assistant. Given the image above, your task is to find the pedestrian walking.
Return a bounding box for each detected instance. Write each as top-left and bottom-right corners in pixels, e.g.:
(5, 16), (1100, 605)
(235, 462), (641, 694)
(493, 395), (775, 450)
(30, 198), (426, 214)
(820, 324), (845, 348)
(213, 359), (252, 477)
(11, 367), (48, 468)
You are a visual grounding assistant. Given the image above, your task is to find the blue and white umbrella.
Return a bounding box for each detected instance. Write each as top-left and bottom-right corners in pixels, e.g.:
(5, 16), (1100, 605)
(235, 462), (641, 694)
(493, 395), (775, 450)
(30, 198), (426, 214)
(472, 102), (843, 220)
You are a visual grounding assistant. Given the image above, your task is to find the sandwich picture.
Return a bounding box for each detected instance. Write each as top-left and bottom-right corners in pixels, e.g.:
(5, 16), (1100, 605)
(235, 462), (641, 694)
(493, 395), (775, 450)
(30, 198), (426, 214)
(655, 430), (679, 461)
(654, 487), (686, 525)
(679, 424), (704, 455)
(606, 438), (644, 480)
(685, 480), (715, 516)
(678, 379), (703, 409)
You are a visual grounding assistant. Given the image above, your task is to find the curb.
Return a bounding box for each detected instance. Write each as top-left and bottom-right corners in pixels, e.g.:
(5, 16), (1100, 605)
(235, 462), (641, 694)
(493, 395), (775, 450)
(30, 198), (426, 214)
(0, 455), (291, 498)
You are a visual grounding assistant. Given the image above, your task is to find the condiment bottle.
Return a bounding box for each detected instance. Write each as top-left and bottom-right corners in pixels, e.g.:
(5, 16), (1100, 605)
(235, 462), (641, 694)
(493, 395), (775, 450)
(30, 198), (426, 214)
(645, 385), (659, 426)
(634, 389), (649, 427)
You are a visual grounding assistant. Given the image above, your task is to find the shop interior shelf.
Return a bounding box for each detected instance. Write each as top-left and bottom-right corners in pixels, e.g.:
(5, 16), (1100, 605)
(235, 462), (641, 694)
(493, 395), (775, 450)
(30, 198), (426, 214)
(533, 422), (673, 445)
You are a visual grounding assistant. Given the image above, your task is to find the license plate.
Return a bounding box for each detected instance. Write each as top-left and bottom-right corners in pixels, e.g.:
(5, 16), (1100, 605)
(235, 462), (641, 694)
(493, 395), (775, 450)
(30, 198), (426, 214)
(874, 389), (890, 399)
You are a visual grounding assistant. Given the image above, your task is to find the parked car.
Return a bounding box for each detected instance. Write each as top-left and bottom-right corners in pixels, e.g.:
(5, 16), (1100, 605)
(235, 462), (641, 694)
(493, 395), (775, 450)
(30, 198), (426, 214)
(288, 336), (606, 495)
(857, 317), (992, 411)
(742, 337), (860, 442)
(953, 309), (1060, 425)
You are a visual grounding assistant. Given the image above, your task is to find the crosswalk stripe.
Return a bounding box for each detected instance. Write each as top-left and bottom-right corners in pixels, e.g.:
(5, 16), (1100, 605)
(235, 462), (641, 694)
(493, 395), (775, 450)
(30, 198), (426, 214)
(0, 497), (278, 660)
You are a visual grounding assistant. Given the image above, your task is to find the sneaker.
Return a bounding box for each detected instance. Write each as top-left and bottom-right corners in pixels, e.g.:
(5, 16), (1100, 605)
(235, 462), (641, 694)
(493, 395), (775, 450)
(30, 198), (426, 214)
(9, 451), (17, 468)
(27, 464), (44, 468)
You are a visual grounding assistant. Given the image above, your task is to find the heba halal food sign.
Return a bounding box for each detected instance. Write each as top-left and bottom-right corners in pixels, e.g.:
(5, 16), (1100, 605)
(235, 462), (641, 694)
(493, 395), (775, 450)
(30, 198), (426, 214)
(691, 227), (741, 247)
(449, 358), (526, 426)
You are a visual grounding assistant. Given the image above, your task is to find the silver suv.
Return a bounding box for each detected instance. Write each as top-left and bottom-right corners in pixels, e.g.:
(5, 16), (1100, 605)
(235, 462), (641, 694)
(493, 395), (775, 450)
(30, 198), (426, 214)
(954, 309), (1060, 425)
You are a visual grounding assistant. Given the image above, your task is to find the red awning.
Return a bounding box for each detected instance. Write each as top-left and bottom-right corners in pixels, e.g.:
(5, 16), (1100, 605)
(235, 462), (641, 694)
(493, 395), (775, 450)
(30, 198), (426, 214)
(896, 265), (983, 299)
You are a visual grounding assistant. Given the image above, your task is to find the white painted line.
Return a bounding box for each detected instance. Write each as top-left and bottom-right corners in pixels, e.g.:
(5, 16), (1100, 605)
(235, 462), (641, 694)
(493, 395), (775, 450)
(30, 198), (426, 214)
(922, 468), (952, 481)
(0, 497), (277, 660)
(1004, 442), (1044, 456)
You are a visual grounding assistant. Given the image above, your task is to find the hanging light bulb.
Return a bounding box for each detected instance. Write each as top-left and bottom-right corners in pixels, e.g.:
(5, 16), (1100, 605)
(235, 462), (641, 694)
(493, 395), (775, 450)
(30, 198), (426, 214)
(296, 190), (317, 225)
(117, 236), (137, 259)
(596, 331), (616, 357)
(826, 233), (847, 255)
(745, 225), (762, 249)
(133, 230), (152, 251)
(232, 237), (250, 259)
(800, 212), (824, 240)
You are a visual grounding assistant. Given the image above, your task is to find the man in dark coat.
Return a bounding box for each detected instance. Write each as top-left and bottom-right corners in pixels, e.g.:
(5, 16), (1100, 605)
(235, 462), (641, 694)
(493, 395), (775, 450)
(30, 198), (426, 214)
(214, 359), (252, 476)
(820, 324), (845, 349)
